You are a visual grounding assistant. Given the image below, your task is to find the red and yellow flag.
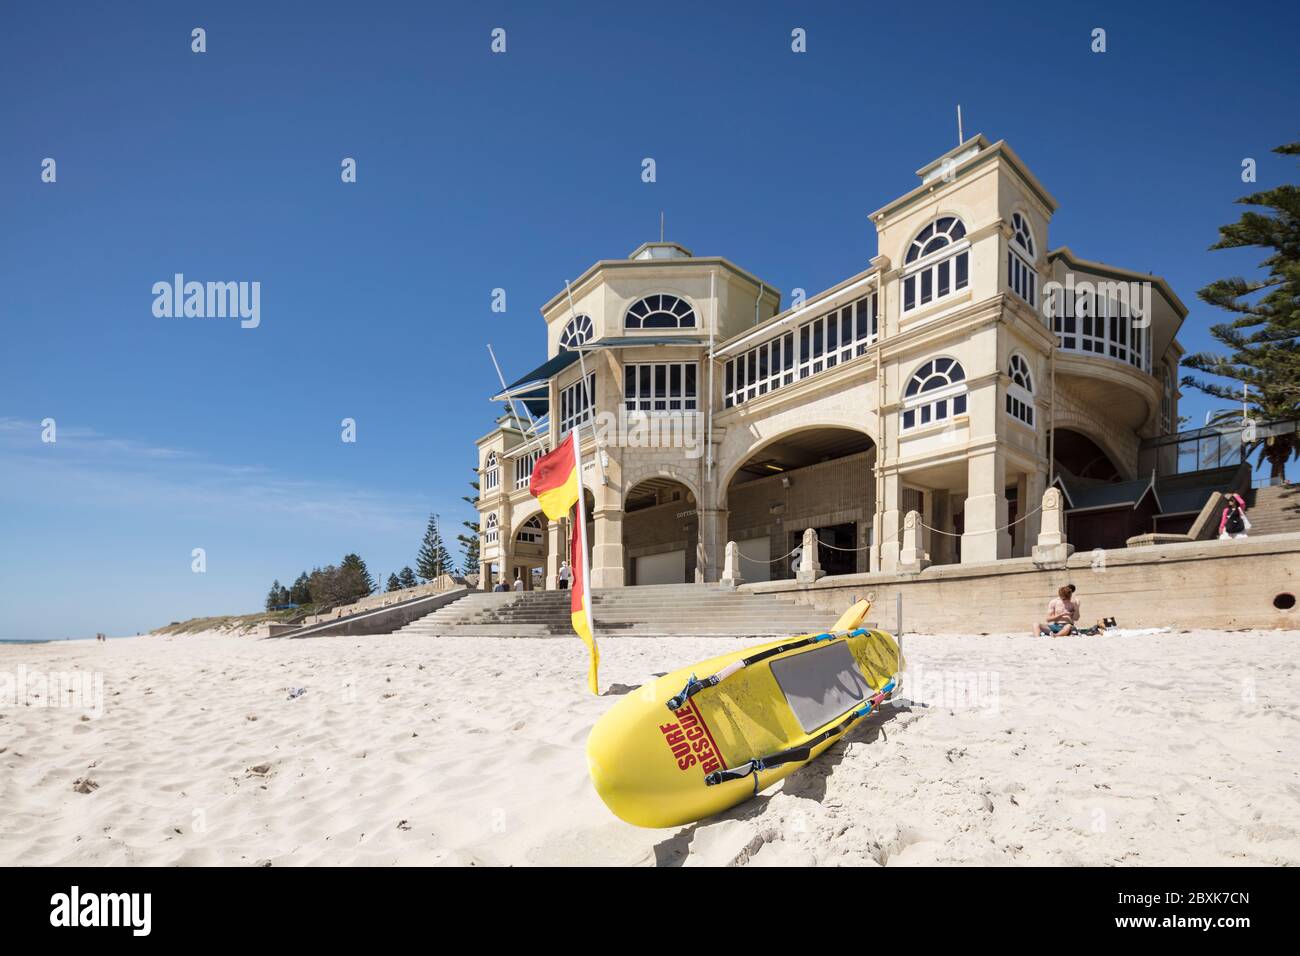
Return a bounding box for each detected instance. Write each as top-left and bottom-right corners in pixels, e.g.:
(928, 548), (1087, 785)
(529, 433), (599, 695)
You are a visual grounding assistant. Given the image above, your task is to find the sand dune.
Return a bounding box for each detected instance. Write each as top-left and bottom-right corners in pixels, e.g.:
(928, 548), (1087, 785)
(2, 627), (1298, 866)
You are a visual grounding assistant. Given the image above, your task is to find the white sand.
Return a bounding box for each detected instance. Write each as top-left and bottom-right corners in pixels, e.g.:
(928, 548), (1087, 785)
(2, 627), (1298, 866)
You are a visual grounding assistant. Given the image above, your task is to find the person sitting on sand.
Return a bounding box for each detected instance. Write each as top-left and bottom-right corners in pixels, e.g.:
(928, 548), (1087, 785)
(1034, 585), (1080, 637)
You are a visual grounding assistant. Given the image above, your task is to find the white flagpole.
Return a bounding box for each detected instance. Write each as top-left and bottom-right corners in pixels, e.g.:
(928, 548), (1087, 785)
(572, 431), (597, 643)
(564, 279), (607, 486)
(487, 343), (542, 445)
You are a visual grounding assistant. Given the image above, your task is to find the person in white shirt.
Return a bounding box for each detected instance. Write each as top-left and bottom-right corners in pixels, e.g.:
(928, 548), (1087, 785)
(558, 561), (572, 590)
(512, 576), (524, 592)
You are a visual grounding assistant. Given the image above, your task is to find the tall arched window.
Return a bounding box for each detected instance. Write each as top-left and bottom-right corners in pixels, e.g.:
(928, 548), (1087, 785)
(482, 451), (500, 491)
(559, 314), (593, 350)
(625, 294), (696, 329)
(1008, 212), (1037, 305)
(483, 512), (499, 544)
(1006, 353), (1035, 428)
(901, 357), (967, 430)
(902, 217), (969, 313)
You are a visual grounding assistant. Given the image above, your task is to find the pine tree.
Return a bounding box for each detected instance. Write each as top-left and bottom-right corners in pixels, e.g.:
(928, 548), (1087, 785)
(265, 580), (286, 611)
(1182, 139), (1300, 481)
(289, 572), (311, 605)
(457, 475), (481, 575)
(398, 566), (418, 589)
(338, 553), (375, 600)
(386, 572), (401, 592)
(416, 514), (453, 581)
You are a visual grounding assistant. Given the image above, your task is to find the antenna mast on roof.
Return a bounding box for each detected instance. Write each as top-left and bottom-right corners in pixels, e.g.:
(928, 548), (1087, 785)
(956, 104), (964, 145)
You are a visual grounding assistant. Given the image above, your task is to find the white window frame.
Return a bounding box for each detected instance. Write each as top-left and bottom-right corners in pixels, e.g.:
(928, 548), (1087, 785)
(482, 451), (500, 492)
(1008, 215), (1037, 307)
(900, 357), (968, 432)
(1053, 290), (1149, 372)
(724, 293), (878, 409)
(513, 448), (542, 490)
(483, 512), (498, 544)
(559, 314), (593, 350)
(517, 514), (544, 545)
(901, 218), (970, 315)
(559, 373), (595, 435)
(1006, 353), (1036, 429)
(624, 293), (697, 330)
(624, 362), (698, 414)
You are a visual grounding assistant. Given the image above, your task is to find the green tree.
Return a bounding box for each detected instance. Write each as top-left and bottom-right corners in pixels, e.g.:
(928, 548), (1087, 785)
(398, 566), (418, 589)
(338, 553), (375, 600)
(1182, 139), (1300, 481)
(265, 579), (287, 610)
(288, 572), (311, 605)
(416, 514), (453, 581)
(386, 572), (402, 592)
(457, 475), (481, 576)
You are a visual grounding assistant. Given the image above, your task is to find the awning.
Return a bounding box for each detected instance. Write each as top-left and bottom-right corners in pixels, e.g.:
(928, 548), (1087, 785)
(491, 338), (703, 403)
(1054, 473), (1160, 513)
(492, 351), (581, 402)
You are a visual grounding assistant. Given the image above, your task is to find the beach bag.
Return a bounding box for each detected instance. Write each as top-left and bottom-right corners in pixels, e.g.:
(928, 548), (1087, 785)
(1226, 507), (1245, 535)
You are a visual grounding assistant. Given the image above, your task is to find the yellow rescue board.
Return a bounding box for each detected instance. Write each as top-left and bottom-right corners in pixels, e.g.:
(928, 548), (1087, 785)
(586, 600), (902, 828)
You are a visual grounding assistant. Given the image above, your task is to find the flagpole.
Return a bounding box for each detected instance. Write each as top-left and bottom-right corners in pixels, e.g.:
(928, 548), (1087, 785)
(572, 430), (597, 658)
(487, 343), (542, 446)
(564, 279), (607, 486)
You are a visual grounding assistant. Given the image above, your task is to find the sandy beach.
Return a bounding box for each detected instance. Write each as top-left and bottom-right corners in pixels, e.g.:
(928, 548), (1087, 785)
(2, 627), (1299, 866)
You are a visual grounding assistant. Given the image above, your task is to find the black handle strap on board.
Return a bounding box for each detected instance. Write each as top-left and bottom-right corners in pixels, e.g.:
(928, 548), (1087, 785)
(664, 627), (870, 712)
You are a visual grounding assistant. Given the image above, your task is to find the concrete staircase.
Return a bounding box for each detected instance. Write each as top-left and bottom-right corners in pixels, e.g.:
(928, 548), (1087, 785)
(393, 583), (859, 639)
(1246, 484), (1300, 536)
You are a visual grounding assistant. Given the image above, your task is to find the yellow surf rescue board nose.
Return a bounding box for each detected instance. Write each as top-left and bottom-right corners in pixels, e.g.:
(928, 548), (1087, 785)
(586, 600), (902, 828)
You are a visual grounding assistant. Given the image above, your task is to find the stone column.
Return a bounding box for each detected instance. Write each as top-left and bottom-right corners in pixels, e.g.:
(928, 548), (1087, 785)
(719, 541), (744, 590)
(590, 506), (626, 588)
(1032, 487), (1074, 565)
(696, 507), (726, 584)
(898, 510), (931, 572)
(545, 518), (562, 590)
(962, 449), (1011, 563)
(874, 471), (903, 572)
(1024, 469), (1047, 558)
(796, 527), (824, 584)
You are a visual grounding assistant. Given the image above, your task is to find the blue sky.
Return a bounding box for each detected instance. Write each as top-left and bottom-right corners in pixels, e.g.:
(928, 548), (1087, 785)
(2, 2), (1297, 639)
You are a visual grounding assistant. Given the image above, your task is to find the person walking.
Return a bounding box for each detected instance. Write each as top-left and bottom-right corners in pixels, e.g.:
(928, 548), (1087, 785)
(558, 560), (572, 590)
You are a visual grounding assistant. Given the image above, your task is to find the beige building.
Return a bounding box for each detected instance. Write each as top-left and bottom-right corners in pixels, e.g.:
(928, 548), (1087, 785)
(474, 135), (1202, 590)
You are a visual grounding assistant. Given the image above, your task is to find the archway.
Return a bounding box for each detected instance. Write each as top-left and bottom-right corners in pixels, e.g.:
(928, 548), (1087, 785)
(623, 477), (698, 585)
(1051, 428), (1123, 482)
(722, 427), (876, 581)
(509, 512), (548, 591)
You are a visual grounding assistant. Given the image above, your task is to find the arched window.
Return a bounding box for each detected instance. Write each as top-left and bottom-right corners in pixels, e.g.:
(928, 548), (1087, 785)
(625, 294), (696, 330)
(1011, 212), (1035, 257)
(902, 217), (969, 313)
(482, 451), (499, 491)
(483, 512), (499, 544)
(1006, 353), (1035, 428)
(901, 357), (967, 430)
(1008, 212), (1037, 305)
(517, 514), (545, 545)
(559, 314), (593, 350)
